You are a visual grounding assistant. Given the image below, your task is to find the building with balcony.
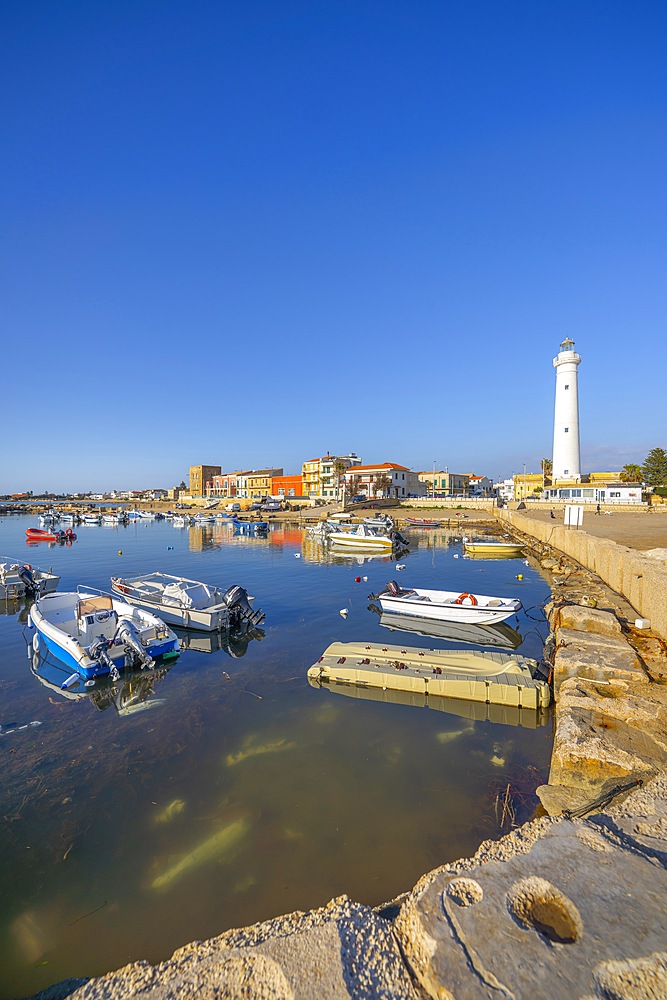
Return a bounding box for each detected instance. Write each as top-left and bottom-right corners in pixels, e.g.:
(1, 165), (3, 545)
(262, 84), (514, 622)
(246, 469), (283, 498)
(270, 475), (304, 498)
(344, 462), (420, 499)
(189, 465), (221, 498)
(301, 453), (361, 500)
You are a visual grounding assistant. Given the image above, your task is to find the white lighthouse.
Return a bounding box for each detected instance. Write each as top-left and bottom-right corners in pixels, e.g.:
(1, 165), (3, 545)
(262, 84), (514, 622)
(552, 338), (581, 481)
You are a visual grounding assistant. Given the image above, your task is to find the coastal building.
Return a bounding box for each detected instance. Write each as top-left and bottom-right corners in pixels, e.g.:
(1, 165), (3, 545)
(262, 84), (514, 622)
(301, 453), (362, 500)
(247, 469), (283, 498)
(552, 338), (582, 481)
(209, 471), (252, 499)
(344, 463), (421, 500)
(270, 474), (304, 498)
(468, 475), (494, 496)
(417, 471), (470, 497)
(189, 465), (222, 498)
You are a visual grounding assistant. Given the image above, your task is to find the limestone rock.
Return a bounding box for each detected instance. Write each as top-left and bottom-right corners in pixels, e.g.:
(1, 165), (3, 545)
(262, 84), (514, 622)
(557, 604), (623, 638)
(395, 782), (667, 1000)
(67, 896), (420, 1000)
(553, 628), (646, 694)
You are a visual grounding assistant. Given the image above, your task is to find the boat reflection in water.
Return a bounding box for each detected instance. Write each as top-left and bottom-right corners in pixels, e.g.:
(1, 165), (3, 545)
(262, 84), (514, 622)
(308, 668), (550, 729)
(29, 648), (173, 716)
(173, 625), (265, 657)
(370, 608), (523, 649)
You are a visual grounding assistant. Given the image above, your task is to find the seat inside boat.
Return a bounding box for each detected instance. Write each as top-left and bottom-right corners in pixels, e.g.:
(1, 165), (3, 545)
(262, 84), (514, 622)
(77, 595), (118, 642)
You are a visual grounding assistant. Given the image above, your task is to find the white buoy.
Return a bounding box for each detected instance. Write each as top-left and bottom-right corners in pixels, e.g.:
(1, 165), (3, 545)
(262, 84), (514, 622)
(396, 564), (406, 571)
(294, 553), (301, 558)
(453, 553), (459, 559)
(362, 576), (368, 582)
(340, 608), (349, 617)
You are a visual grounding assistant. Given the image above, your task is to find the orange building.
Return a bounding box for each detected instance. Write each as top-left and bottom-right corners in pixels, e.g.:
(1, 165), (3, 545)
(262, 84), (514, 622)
(270, 474), (304, 498)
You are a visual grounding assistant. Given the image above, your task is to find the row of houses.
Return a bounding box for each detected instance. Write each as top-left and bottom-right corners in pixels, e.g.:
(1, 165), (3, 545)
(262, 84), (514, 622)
(188, 458), (495, 502)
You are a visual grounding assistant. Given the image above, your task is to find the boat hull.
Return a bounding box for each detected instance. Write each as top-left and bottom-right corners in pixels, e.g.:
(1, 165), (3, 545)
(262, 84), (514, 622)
(375, 585), (521, 624)
(31, 591), (180, 680)
(464, 542), (524, 557)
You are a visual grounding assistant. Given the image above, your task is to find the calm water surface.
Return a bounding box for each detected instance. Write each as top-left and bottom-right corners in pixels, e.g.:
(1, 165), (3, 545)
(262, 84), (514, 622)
(0, 514), (553, 998)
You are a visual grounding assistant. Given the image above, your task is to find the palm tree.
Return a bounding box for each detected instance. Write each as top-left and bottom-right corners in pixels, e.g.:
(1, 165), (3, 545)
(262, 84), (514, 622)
(619, 463), (642, 483)
(540, 458), (553, 486)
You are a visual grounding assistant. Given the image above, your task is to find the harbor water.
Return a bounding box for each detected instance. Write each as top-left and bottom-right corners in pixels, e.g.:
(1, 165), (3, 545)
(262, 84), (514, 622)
(0, 513), (553, 998)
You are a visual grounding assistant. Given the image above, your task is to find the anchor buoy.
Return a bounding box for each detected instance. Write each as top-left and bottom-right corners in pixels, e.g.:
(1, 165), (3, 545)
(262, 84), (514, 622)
(454, 592), (478, 606)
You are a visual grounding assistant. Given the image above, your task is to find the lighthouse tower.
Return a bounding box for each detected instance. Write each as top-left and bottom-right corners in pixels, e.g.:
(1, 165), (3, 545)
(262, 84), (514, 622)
(552, 338), (581, 481)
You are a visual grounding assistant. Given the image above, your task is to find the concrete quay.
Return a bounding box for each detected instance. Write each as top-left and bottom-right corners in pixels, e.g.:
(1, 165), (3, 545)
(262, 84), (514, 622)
(30, 512), (667, 1000)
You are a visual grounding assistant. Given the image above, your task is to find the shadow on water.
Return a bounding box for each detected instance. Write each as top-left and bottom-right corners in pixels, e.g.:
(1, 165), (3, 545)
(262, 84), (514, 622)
(0, 514), (553, 998)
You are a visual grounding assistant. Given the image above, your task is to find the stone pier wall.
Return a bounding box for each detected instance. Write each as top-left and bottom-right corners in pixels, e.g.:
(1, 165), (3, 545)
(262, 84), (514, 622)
(495, 507), (667, 641)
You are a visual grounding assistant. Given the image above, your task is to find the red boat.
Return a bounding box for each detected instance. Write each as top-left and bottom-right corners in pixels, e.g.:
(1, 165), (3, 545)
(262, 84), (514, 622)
(25, 527), (77, 542)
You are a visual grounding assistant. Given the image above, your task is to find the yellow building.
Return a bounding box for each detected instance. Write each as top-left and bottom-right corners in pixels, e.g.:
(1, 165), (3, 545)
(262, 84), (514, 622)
(246, 469), (283, 498)
(301, 453), (361, 500)
(513, 473), (545, 500)
(189, 465), (221, 498)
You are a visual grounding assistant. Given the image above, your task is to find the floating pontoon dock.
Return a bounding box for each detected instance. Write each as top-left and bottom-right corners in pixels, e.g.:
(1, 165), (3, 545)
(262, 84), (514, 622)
(308, 641), (550, 711)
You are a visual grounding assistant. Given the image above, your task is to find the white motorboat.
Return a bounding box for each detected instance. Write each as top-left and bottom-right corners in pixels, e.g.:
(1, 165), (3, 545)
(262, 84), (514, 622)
(363, 516), (394, 531)
(370, 580), (522, 624)
(110, 572), (264, 631)
(0, 558), (60, 599)
(173, 515), (193, 527)
(102, 514), (120, 524)
(29, 589), (181, 683)
(82, 514), (102, 524)
(328, 524), (394, 550)
(193, 513), (216, 523)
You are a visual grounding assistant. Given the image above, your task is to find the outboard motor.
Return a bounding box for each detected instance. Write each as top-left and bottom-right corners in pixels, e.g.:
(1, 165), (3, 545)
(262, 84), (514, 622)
(115, 619), (153, 669)
(390, 530), (409, 547)
(89, 635), (117, 677)
(222, 585), (265, 628)
(18, 564), (38, 597)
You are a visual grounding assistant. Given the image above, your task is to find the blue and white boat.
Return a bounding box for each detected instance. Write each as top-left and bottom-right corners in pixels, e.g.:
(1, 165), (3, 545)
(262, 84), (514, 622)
(29, 588), (180, 683)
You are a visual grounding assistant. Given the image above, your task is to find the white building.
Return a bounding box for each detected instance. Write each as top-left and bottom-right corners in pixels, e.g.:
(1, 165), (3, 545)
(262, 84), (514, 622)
(344, 463), (421, 499)
(552, 337), (582, 481)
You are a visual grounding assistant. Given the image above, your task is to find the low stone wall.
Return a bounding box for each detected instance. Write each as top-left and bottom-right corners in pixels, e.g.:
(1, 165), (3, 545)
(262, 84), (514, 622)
(495, 507), (667, 642)
(400, 498), (496, 510)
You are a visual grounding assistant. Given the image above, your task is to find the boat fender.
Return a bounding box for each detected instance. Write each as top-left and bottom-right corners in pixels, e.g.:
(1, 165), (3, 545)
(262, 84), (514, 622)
(61, 673), (80, 690)
(455, 593), (478, 606)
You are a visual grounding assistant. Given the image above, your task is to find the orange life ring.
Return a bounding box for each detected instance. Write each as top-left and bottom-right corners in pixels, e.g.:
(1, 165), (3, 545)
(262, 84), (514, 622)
(455, 592), (478, 606)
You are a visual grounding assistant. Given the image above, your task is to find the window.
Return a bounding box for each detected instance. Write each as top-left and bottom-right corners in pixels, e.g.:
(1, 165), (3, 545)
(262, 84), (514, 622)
(572, 489), (581, 497)
(564, 427), (569, 433)
(564, 384), (569, 390)
(610, 491), (621, 498)
(564, 469), (569, 475)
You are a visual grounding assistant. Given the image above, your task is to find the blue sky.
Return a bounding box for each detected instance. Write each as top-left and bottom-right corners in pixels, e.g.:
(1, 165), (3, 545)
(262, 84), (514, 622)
(2, 0), (666, 493)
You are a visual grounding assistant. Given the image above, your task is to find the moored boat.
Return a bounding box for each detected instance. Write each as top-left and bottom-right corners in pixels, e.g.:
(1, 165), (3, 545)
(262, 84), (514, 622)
(463, 539), (525, 557)
(110, 572), (264, 631)
(328, 524), (395, 550)
(25, 527), (77, 543)
(29, 589), (181, 682)
(0, 558), (60, 599)
(369, 580), (521, 624)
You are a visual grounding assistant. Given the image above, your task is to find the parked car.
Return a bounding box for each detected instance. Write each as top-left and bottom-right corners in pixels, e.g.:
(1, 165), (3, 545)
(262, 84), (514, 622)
(225, 502), (241, 512)
(350, 494), (366, 503)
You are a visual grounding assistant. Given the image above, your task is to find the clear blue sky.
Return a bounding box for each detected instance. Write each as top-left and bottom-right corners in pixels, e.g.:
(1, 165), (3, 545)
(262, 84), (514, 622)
(2, 0), (666, 493)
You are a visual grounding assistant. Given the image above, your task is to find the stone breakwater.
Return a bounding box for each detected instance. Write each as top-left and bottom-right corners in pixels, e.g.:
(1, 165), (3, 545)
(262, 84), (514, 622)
(32, 522), (667, 1000)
